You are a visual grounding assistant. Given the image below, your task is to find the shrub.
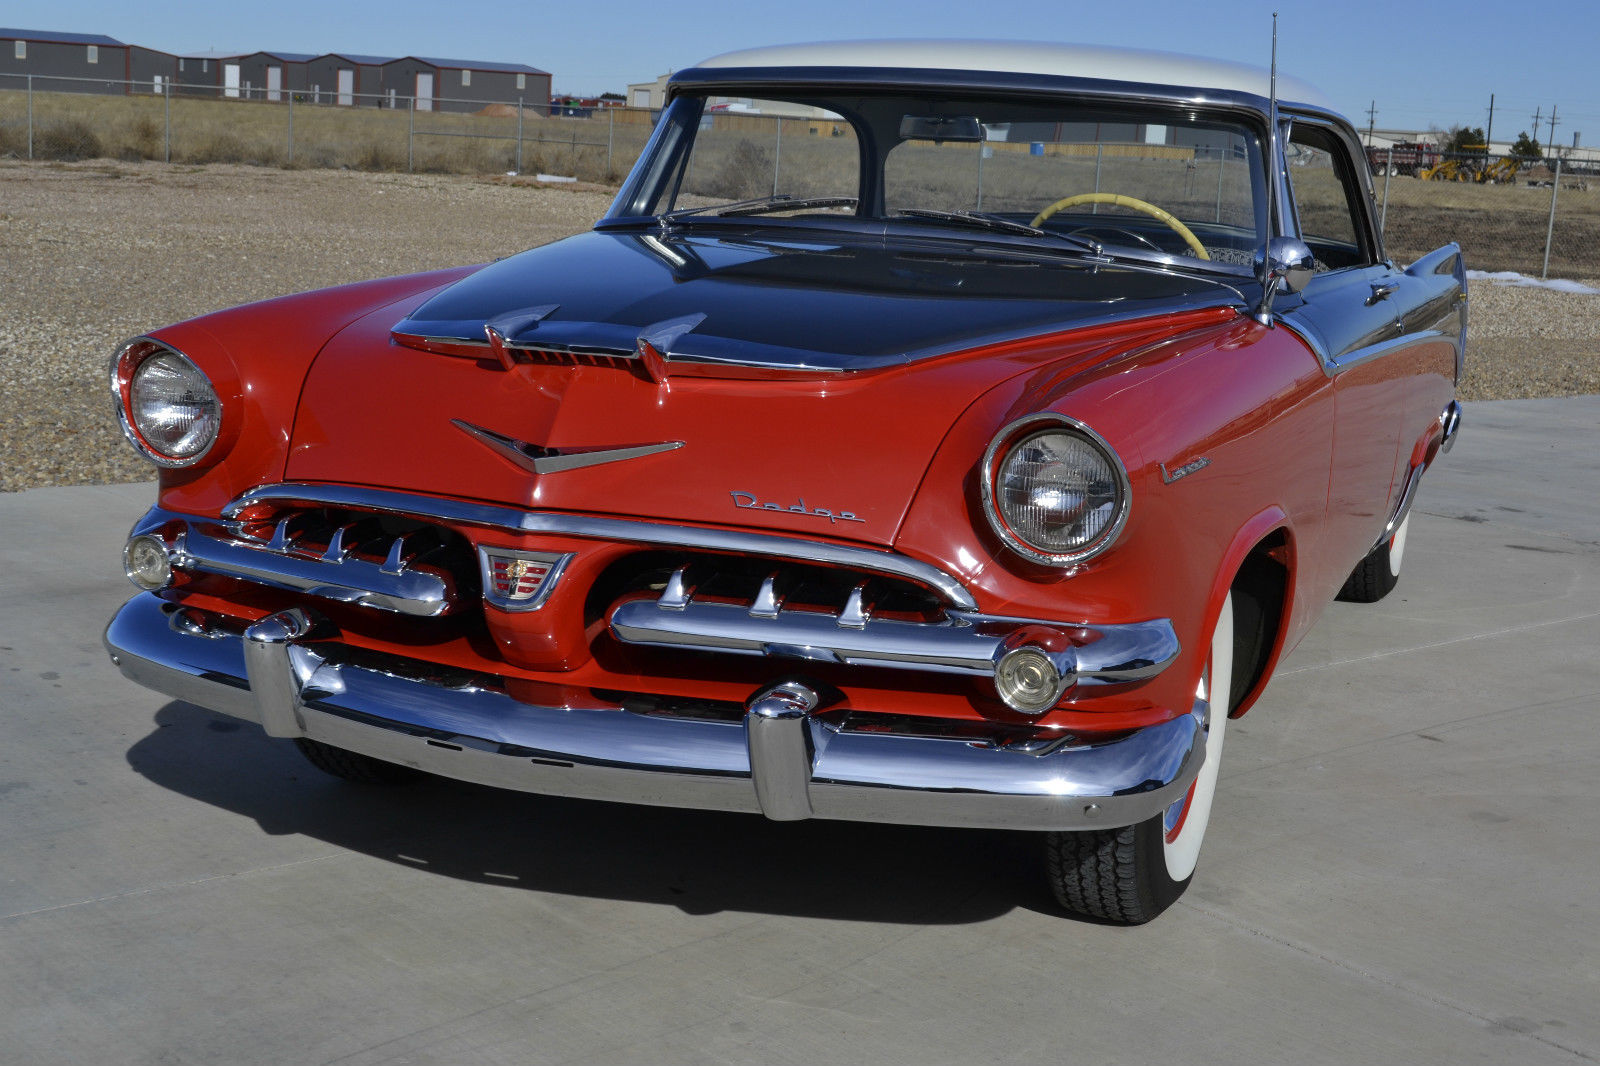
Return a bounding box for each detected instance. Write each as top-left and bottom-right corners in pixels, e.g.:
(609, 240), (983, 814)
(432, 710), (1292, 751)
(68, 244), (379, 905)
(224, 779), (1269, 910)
(35, 119), (103, 161)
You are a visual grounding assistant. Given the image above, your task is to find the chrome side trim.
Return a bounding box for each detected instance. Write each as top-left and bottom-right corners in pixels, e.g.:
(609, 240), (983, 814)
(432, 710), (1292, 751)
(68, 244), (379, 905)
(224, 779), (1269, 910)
(1440, 400), (1462, 454)
(1371, 397), (1461, 552)
(223, 485), (980, 611)
(610, 596), (1179, 687)
(105, 594), (1207, 832)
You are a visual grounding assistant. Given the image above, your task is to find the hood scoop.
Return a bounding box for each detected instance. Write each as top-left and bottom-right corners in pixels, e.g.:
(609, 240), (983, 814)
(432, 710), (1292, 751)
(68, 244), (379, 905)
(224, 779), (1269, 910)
(393, 304), (886, 379)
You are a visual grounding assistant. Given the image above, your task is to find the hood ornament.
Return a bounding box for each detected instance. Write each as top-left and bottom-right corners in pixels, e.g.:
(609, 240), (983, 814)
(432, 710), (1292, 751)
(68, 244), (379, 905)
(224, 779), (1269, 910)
(635, 313), (707, 383)
(453, 420), (683, 474)
(483, 304), (560, 370)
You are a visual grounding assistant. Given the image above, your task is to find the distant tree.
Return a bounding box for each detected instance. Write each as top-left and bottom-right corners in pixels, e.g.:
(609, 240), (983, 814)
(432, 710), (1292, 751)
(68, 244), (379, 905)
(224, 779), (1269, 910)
(1444, 125), (1487, 155)
(1509, 131), (1542, 160)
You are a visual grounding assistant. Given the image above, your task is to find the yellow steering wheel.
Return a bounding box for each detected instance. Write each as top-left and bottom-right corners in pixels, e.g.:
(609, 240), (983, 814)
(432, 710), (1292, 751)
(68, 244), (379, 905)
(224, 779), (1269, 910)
(1031, 193), (1210, 260)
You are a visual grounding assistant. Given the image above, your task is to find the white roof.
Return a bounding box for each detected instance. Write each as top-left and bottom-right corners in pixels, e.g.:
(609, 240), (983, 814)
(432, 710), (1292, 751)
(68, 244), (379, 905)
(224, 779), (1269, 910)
(693, 40), (1333, 112)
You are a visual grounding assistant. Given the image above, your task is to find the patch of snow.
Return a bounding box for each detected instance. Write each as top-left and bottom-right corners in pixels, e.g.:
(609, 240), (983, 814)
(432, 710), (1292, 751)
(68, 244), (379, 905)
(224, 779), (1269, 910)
(1466, 270), (1599, 295)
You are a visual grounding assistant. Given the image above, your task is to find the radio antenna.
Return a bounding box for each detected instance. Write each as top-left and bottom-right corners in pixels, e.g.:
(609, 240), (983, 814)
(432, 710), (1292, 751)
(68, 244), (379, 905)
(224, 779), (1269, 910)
(1256, 12), (1284, 326)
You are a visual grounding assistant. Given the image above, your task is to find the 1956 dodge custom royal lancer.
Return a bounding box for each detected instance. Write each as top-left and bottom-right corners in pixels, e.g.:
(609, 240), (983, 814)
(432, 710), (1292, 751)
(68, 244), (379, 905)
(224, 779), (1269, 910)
(105, 41), (1465, 922)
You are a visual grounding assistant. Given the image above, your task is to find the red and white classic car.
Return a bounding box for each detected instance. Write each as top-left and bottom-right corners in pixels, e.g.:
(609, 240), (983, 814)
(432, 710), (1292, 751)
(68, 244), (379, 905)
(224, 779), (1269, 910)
(106, 41), (1465, 922)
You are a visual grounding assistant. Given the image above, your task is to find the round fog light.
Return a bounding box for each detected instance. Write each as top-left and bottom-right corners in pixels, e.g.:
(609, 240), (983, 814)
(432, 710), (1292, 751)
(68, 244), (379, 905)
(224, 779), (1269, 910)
(995, 646), (1066, 716)
(124, 535), (172, 590)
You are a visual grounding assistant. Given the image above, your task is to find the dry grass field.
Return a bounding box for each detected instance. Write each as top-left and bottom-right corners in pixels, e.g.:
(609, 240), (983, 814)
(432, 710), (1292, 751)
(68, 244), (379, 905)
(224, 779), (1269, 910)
(1378, 174), (1600, 279)
(0, 87), (656, 182)
(0, 158), (1594, 494)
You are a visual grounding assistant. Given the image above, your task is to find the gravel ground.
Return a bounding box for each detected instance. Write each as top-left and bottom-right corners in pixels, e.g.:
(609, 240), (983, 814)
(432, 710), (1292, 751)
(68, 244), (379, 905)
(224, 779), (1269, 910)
(2, 159), (1596, 493)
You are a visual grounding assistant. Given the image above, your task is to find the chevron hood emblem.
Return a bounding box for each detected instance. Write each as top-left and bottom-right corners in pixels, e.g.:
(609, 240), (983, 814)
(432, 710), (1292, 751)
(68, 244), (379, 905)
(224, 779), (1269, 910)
(452, 420), (683, 475)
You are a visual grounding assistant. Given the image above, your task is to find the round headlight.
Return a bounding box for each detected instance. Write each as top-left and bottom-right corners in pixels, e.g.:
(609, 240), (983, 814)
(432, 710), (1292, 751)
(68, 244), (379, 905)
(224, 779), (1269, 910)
(115, 343), (221, 466)
(981, 415), (1129, 566)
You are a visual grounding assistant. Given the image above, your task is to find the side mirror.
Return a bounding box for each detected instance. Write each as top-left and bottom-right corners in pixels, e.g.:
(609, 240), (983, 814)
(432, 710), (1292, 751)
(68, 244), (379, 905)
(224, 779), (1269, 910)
(1252, 236), (1316, 325)
(1255, 236), (1316, 294)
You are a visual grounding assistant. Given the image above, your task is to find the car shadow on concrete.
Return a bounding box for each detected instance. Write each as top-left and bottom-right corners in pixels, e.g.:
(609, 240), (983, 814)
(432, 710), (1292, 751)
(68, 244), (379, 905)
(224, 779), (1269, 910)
(128, 700), (1066, 925)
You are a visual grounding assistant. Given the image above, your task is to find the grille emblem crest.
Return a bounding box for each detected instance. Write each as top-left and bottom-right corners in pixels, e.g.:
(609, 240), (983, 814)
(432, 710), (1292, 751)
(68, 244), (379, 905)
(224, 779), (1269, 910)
(476, 546), (572, 611)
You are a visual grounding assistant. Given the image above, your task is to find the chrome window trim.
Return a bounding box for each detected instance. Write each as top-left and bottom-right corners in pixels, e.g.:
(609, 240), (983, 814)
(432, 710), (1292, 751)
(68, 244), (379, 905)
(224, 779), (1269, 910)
(1279, 318), (1455, 379)
(223, 484), (981, 611)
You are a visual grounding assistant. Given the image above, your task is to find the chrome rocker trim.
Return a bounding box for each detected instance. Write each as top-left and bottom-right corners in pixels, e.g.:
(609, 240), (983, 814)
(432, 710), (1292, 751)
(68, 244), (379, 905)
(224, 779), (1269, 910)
(105, 594), (1206, 832)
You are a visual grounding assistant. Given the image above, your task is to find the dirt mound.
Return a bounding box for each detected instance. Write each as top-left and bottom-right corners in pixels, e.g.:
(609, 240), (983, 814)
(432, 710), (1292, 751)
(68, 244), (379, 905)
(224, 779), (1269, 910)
(475, 103), (519, 118)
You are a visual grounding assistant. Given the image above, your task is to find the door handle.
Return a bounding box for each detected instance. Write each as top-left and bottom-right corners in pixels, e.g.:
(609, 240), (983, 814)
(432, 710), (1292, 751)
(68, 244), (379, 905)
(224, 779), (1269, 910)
(1366, 281), (1400, 306)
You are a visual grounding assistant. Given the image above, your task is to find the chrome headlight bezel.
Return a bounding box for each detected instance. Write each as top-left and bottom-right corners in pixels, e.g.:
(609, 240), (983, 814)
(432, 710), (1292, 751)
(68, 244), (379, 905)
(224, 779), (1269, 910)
(980, 414), (1131, 567)
(110, 338), (222, 468)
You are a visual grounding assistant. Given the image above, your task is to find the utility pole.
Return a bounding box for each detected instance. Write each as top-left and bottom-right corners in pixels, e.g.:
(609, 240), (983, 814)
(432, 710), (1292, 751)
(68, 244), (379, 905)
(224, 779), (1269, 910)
(1485, 93), (1495, 153)
(1365, 100), (1378, 146)
(1531, 106), (1543, 146)
(1546, 104), (1560, 157)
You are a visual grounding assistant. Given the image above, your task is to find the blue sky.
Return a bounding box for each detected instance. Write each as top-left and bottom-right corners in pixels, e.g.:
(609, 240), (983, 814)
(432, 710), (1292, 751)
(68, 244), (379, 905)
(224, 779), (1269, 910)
(7, 0), (1596, 141)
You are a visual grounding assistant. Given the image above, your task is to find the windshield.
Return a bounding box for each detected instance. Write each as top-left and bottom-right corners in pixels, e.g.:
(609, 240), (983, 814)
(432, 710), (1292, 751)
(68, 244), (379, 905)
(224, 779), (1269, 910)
(608, 89), (1268, 272)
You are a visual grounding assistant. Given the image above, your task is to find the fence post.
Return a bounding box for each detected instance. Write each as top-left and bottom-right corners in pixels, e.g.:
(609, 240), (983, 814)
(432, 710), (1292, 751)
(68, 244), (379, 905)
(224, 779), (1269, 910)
(1541, 157), (1562, 280)
(1380, 147), (1393, 234)
(1092, 143), (1104, 213)
(976, 141), (985, 209)
(772, 117), (782, 196)
(516, 98), (523, 173)
(1214, 146), (1226, 222)
(607, 107), (614, 173)
(287, 91), (294, 165)
(408, 96), (415, 172)
(27, 75), (33, 160)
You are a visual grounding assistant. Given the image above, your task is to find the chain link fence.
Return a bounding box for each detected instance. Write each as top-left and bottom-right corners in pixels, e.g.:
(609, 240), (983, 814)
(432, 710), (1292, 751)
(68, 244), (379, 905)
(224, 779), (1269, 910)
(5, 76), (1598, 282)
(0, 73), (655, 182)
(1368, 146), (1598, 280)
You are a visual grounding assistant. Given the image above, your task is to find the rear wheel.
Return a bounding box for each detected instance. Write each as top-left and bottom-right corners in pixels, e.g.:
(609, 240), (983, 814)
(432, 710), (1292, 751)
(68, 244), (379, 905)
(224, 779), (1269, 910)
(1336, 514), (1408, 603)
(294, 738), (419, 785)
(1045, 593), (1234, 923)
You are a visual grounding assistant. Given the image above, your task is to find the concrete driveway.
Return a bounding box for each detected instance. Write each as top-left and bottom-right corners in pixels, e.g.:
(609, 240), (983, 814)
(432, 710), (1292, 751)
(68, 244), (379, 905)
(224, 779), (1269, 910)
(2, 397), (1596, 1065)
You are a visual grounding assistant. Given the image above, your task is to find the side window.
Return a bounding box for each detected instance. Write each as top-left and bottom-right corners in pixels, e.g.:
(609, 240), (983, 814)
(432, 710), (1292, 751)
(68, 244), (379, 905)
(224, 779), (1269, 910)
(1287, 126), (1372, 270)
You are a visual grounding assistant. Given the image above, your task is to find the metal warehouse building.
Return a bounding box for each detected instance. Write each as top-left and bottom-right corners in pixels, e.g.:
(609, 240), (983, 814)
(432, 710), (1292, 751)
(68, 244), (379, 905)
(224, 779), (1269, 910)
(230, 51), (314, 101)
(5, 28), (550, 112)
(1, 28), (177, 94)
(405, 56), (550, 113)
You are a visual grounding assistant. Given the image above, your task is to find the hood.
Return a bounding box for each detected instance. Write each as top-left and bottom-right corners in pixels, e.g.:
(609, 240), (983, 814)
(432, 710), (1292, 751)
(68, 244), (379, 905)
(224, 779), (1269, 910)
(287, 230), (1239, 546)
(390, 228), (1241, 373)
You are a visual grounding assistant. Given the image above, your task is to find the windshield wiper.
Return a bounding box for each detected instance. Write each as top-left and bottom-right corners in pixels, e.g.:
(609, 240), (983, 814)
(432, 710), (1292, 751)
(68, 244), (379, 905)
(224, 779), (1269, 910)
(894, 208), (1103, 255)
(661, 194), (859, 226)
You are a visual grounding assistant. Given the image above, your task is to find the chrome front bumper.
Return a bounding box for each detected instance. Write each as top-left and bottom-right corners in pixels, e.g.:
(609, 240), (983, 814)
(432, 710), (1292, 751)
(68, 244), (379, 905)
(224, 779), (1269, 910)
(105, 593), (1207, 832)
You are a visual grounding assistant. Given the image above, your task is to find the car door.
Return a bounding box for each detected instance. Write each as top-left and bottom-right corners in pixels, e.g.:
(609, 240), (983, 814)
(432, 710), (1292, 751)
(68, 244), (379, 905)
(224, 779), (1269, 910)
(1275, 120), (1461, 598)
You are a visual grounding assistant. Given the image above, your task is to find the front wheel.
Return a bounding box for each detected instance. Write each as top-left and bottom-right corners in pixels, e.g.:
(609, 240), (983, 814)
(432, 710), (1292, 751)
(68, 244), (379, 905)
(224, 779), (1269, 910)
(1045, 593), (1234, 923)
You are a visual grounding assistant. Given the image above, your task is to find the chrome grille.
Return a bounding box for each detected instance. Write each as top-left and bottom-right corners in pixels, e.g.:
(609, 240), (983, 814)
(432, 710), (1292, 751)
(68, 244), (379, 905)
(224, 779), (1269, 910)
(509, 347), (638, 371)
(184, 506), (475, 616)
